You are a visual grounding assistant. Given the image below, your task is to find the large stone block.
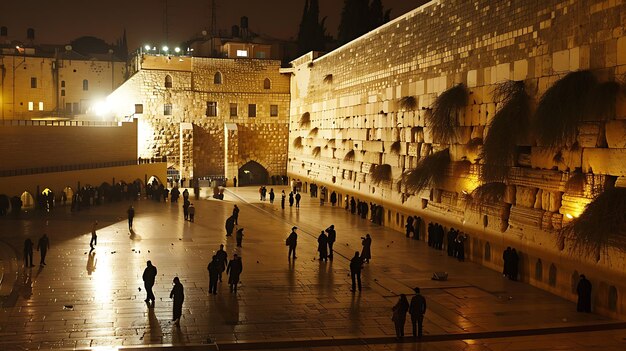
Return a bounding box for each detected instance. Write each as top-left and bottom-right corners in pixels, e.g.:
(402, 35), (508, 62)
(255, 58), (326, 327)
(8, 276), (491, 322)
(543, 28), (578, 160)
(583, 148), (626, 176)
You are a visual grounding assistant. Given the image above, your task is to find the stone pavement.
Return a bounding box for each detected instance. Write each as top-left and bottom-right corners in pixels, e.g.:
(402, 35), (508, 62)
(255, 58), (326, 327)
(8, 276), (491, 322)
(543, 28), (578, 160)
(0, 185), (623, 350)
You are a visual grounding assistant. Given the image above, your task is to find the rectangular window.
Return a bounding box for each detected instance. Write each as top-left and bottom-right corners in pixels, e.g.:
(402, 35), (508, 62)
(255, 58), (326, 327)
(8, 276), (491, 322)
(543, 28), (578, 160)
(248, 104), (256, 117)
(72, 102), (79, 114)
(255, 51), (266, 59)
(38, 102), (44, 111)
(135, 104), (144, 114)
(30, 77), (37, 88)
(82, 79), (89, 91)
(28, 101), (34, 111)
(164, 104), (172, 115)
(270, 104), (278, 117)
(236, 50), (248, 57)
(229, 103), (237, 117)
(61, 80), (65, 88)
(65, 103), (72, 113)
(61, 90), (65, 96)
(206, 101), (217, 117)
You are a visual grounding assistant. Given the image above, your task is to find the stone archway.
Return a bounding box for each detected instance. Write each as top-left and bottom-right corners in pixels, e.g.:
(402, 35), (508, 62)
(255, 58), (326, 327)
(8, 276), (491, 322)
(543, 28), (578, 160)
(238, 161), (269, 186)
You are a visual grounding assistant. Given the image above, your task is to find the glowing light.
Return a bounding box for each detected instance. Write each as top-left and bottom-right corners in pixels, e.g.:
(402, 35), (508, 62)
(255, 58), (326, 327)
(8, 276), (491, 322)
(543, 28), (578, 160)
(174, 47), (181, 53)
(565, 213), (574, 219)
(144, 44), (151, 51)
(92, 101), (111, 117)
(162, 46), (169, 52)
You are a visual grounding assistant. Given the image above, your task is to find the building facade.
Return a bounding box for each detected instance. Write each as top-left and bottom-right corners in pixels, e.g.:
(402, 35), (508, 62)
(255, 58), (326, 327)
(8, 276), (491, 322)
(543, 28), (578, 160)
(287, 0), (626, 317)
(107, 54), (290, 184)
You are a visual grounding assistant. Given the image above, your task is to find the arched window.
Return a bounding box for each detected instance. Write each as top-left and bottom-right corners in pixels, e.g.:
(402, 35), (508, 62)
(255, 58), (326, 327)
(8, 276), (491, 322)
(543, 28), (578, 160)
(263, 78), (271, 89)
(535, 259), (543, 281)
(82, 79), (89, 91)
(214, 72), (222, 84)
(571, 271), (580, 294)
(165, 75), (173, 88)
(609, 286), (618, 311)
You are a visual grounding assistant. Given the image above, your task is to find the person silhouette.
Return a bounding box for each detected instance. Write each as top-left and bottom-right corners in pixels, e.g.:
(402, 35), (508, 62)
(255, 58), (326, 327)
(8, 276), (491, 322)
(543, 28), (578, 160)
(23, 238), (34, 267)
(350, 251), (363, 292)
(409, 287), (427, 338)
(142, 260), (157, 305)
(227, 254), (243, 292)
(169, 277), (184, 325)
(37, 233), (50, 266)
(208, 255), (220, 295)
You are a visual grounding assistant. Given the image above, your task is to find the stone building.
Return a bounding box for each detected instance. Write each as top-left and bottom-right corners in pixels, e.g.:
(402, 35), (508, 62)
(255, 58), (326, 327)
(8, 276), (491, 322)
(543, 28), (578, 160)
(107, 53), (290, 184)
(286, 0), (626, 317)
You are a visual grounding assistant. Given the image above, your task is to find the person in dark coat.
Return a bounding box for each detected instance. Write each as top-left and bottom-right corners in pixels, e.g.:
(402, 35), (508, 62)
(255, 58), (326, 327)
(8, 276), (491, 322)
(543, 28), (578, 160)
(207, 255), (221, 295)
(169, 277), (184, 325)
(409, 287), (427, 338)
(405, 216), (414, 238)
(170, 187), (180, 203)
(289, 192), (294, 207)
(142, 260), (157, 305)
(226, 254), (243, 292)
(330, 191), (337, 206)
(232, 205), (240, 225)
(392, 294), (410, 338)
(447, 228), (456, 256)
(350, 197), (356, 214)
(225, 215), (235, 236)
(269, 189), (275, 204)
(236, 228), (244, 247)
(455, 233), (466, 261)
(233, 176), (237, 187)
(127, 205), (135, 230)
(503, 247), (512, 278)
(281, 190), (286, 209)
(23, 238), (34, 267)
(287, 227), (298, 259)
(427, 223), (434, 247)
(326, 225), (336, 260)
(509, 248), (519, 281)
(295, 192), (301, 208)
(37, 233), (50, 266)
(350, 251), (363, 292)
(361, 234), (372, 263)
(576, 274), (592, 313)
(183, 200), (190, 220)
(317, 230), (329, 261)
(215, 244), (228, 282)
(413, 216), (421, 240)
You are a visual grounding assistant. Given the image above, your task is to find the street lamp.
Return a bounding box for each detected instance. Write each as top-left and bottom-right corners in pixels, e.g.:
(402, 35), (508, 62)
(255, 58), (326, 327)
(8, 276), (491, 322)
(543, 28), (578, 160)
(174, 47), (181, 53)
(162, 46), (169, 53)
(144, 44), (151, 51)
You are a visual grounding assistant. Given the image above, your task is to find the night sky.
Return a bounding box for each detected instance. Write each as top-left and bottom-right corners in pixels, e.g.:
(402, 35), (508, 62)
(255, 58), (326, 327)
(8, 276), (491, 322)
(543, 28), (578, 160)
(1, 0), (428, 49)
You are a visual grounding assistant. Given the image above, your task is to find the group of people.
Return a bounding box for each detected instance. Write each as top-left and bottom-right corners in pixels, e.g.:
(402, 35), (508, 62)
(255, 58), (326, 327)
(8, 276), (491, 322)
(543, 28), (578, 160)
(287, 191), (302, 209)
(315, 225), (337, 261)
(207, 244), (243, 294)
(405, 216), (422, 239)
(391, 287), (427, 338)
(502, 247), (520, 281)
(22, 233), (50, 267)
(225, 205), (244, 247)
(347, 197), (384, 225)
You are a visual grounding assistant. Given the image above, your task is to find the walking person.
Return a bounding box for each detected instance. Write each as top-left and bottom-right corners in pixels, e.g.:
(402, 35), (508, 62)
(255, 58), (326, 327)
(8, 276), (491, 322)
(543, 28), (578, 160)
(269, 189), (275, 204)
(317, 230), (329, 261)
(326, 225), (336, 260)
(350, 251), (363, 292)
(295, 192), (301, 208)
(226, 254), (243, 292)
(215, 244), (228, 282)
(127, 205), (135, 230)
(207, 255), (220, 295)
(289, 192), (294, 207)
(281, 190), (286, 209)
(286, 226), (298, 259)
(409, 287), (427, 338)
(236, 228), (244, 247)
(89, 221), (98, 249)
(577, 274), (592, 313)
(232, 205), (240, 225)
(23, 238), (34, 267)
(225, 215), (235, 236)
(142, 260), (157, 305)
(169, 277), (184, 326)
(37, 233), (50, 266)
(188, 203), (195, 222)
(392, 294), (410, 338)
(361, 234), (372, 263)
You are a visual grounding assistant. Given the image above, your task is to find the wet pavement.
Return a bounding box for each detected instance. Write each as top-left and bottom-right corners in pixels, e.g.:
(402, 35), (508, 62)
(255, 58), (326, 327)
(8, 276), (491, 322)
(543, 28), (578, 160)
(0, 186), (623, 350)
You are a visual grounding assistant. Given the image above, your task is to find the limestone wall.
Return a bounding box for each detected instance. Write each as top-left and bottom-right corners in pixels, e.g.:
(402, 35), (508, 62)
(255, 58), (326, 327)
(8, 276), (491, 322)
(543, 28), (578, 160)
(288, 0), (626, 317)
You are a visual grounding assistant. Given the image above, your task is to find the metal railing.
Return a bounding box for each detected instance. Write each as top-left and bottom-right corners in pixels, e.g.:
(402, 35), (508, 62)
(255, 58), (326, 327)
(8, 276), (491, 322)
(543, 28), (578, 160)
(0, 119), (124, 127)
(0, 158), (166, 178)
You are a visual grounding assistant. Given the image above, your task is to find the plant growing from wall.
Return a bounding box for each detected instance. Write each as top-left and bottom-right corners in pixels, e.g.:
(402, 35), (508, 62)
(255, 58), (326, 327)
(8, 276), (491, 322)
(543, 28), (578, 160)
(480, 80), (531, 183)
(323, 74), (333, 84)
(398, 96), (417, 111)
(299, 112), (311, 129)
(343, 149), (355, 162)
(308, 127), (319, 138)
(585, 81), (621, 121)
(390, 141), (401, 155)
(533, 70), (597, 149)
(402, 149), (450, 193)
(471, 182), (507, 204)
(558, 186), (626, 258)
(292, 136), (303, 150)
(370, 164), (392, 185)
(312, 146), (321, 158)
(427, 83), (469, 143)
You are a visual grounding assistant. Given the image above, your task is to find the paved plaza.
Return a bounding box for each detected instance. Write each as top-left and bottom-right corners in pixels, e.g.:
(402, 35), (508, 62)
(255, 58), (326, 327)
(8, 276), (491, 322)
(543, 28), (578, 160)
(0, 186), (625, 350)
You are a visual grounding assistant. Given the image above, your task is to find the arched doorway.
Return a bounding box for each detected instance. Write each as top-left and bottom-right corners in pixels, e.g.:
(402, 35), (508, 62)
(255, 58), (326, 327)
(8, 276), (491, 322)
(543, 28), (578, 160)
(63, 187), (74, 206)
(21, 191), (35, 209)
(238, 161), (268, 186)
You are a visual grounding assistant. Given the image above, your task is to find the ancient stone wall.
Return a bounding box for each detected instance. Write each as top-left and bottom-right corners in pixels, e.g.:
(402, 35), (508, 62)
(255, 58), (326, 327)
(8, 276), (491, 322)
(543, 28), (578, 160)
(288, 0), (626, 317)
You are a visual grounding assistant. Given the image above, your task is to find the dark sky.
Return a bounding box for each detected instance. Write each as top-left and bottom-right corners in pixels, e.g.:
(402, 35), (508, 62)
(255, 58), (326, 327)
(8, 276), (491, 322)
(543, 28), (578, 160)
(1, 0), (428, 49)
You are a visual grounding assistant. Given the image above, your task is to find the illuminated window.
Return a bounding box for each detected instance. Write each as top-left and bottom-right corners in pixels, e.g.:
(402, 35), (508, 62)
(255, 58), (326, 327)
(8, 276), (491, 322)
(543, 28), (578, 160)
(263, 78), (271, 89)
(30, 77), (37, 88)
(270, 104), (278, 117)
(38, 102), (43, 111)
(164, 104), (172, 115)
(236, 50), (248, 57)
(229, 103), (237, 117)
(165, 75), (172, 88)
(28, 102), (34, 111)
(248, 104), (256, 117)
(206, 101), (217, 117)
(82, 79), (89, 91)
(214, 72), (222, 84)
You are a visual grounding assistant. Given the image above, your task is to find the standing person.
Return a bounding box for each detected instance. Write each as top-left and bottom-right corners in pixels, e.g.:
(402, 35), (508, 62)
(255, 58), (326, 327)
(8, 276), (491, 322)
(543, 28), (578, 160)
(169, 277), (184, 325)
(269, 189), (275, 204)
(392, 294), (410, 338)
(281, 190), (286, 210)
(349, 251), (363, 292)
(236, 228), (244, 247)
(182, 189), (189, 201)
(226, 254), (243, 292)
(413, 216), (421, 240)
(317, 230), (329, 261)
(90, 221), (98, 250)
(576, 274), (592, 313)
(326, 225), (336, 260)
(233, 176), (237, 187)
(509, 248), (519, 281)
(207, 255), (220, 295)
(502, 247), (512, 278)
(23, 238), (34, 267)
(288, 192), (294, 207)
(188, 203), (195, 222)
(409, 287), (427, 338)
(233, 205), (240, 225)
(350, 197), (356, 214)
(142, 260), (157, 305)
(183, 200), (190, 221)
(361, 234), (372, 263)
(127, 205), (135, 230)
(286, 227), (298, 259)
(215, 244), (228, 282)
(262, 187), (267, 201)
(37, 233), (50, 266)
(259, 186), (263, 201)
(225, 215), (235, 236)
(295, 192), (301, 208)
(405, 216), (414, 238)
(330, 191), (337, 206)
